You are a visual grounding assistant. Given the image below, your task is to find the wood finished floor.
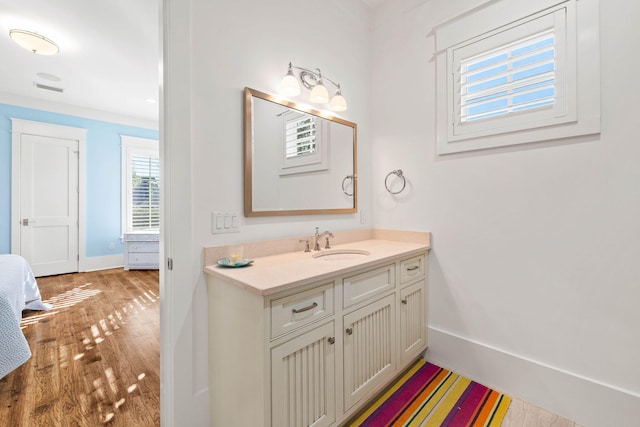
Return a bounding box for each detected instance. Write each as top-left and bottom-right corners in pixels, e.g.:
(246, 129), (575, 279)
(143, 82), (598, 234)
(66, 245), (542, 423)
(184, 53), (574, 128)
(0, 268), (160, 426)
(0, 268), (581, 426)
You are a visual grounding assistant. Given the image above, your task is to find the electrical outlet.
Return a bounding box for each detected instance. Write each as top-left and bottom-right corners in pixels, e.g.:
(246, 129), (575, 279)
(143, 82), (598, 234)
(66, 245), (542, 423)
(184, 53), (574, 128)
(360, 210), (366, 224)
(108, 242), (115, 250)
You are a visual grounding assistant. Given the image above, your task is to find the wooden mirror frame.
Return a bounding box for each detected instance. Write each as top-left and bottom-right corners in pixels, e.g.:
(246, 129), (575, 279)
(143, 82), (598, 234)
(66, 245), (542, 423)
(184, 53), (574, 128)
(243, 87), (358, 217)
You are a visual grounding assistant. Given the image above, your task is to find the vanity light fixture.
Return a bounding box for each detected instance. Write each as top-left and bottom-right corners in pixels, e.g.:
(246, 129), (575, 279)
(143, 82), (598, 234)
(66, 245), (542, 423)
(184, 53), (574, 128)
(9, 29), (59, 55)
(279, 62), (348, 112)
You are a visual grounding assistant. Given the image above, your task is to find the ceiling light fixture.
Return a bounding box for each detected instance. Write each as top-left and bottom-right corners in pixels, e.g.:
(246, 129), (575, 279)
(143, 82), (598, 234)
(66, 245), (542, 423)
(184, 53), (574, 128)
(33, 82), (64, 93)
(36, 72), (61, 82)
(10, 29), (59, 55)
(279, 62), (348, 112)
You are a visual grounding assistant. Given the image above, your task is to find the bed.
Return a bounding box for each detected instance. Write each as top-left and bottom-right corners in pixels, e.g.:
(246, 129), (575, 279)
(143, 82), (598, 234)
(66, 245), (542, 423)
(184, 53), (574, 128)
(0, 254), (52, 379)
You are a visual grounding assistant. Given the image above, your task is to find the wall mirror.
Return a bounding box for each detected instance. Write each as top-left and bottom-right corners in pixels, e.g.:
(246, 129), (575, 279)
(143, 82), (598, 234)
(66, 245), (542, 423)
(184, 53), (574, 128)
(244, 87), (357, 216)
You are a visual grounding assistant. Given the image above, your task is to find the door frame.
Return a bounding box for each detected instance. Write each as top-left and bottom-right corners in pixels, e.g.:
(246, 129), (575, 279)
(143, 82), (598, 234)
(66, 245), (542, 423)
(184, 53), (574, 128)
(11, 118), (87, 272)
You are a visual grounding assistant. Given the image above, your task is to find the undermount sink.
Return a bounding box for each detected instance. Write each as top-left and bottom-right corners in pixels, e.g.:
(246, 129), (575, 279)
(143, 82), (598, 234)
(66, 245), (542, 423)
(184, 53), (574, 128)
(312, 249), (371, 260)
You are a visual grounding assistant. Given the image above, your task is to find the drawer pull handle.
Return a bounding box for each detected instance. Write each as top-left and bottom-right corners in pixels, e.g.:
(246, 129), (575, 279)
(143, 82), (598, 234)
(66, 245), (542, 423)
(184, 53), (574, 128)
(401, 299), (408, 305)
(327, 337), (335, 345)
(346, 327), (353, 335)
(292, 302), (318, 314)
(407, 266), (420, 272)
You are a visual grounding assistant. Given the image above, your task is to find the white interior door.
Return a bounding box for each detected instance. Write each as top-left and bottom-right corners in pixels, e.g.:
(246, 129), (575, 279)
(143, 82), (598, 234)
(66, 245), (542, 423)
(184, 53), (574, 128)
(11, 119), (85, 277)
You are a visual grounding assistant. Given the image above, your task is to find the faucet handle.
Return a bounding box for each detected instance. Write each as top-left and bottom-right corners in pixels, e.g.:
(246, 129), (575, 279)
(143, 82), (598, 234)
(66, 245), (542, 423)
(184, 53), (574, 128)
(299, 239), (311, 253)
(325, 236), (331, 249)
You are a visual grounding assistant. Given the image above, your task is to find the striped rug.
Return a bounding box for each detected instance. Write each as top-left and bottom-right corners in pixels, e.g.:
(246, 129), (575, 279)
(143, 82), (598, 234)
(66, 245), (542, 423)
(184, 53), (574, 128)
(348, 359), (511, 427)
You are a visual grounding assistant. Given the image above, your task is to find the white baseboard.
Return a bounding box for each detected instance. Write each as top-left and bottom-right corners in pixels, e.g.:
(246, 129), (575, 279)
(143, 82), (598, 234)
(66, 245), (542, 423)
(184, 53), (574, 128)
(425, 327), (640, 427)
(80, 254), (124, 272)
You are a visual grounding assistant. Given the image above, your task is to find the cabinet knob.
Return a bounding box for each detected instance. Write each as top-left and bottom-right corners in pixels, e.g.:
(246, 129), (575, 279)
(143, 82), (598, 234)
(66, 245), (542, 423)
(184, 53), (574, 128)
(401, 299), (408, 305)
(346, 327), (353, 335)
(327, 337), (335, 345)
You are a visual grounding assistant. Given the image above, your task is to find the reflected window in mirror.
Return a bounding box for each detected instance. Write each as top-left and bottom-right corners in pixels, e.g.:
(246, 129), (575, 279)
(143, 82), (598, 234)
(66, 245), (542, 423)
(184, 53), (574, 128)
(284, 113), (316, 159)
(280, 111), (328, 176)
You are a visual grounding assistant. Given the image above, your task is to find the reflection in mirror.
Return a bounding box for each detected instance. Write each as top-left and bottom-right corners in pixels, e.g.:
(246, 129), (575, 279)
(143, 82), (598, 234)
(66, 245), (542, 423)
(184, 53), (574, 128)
(244, 87), (357, 216)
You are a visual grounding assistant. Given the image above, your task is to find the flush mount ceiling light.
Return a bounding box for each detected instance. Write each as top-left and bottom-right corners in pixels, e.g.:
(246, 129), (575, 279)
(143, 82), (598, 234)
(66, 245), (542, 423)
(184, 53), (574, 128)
(279, 62), (348, 112)
(10, 29), (59, 55)
(36, 72), (61, 82)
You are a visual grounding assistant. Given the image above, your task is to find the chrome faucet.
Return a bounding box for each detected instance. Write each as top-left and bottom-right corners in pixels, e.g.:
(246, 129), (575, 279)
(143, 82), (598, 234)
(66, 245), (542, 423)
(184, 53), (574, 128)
(314, 227), (333, 251)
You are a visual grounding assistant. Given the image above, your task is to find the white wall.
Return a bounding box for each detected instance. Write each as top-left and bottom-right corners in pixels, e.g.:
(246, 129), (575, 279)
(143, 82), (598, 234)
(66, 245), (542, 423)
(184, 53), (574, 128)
(165, 0), (640, 425)
(370, 0), (640, 426)
(191, 0), (372, 239)
(163, 0), (372, 424)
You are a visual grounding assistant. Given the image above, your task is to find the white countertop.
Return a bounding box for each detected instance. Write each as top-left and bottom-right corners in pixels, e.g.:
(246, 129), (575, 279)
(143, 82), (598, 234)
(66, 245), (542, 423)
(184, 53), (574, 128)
(204, 239), (430, 296)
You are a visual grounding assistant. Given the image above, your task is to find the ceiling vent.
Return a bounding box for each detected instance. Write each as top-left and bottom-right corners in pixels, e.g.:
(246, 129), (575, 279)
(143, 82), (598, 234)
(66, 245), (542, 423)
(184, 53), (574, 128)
(33, 82), (64, 93)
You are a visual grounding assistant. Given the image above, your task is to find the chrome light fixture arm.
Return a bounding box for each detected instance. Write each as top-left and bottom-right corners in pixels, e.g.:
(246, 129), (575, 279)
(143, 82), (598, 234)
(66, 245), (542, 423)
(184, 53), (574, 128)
(289, 64), (341, 91)
(280, 62), (348, 112)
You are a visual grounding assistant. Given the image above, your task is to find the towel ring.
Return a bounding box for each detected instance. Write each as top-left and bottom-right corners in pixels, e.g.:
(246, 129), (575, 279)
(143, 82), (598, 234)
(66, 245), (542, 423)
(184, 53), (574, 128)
(385, 169), (406, 195)
(342, 175), (354, 196)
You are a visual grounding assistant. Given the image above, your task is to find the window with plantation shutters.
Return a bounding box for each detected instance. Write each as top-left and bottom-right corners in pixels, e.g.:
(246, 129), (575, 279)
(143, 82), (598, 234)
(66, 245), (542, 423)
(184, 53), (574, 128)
(448, 5), (570, 142)
(279, 112), (328, 176)
(460, 31), (556, 123)
(435, 0), (600, 154)
(121, 136), (160, 233)
(130, 155), (160, 230)
(285, 115), (316, 158)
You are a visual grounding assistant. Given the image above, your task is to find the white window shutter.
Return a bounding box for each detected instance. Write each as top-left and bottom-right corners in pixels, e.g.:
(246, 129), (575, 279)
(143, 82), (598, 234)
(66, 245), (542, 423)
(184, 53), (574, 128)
(435, 0), (599, 154)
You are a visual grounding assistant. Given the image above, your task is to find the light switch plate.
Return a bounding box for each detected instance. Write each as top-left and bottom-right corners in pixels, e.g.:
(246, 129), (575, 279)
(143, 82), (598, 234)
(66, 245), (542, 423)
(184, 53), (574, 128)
(212, 211), (241, 234)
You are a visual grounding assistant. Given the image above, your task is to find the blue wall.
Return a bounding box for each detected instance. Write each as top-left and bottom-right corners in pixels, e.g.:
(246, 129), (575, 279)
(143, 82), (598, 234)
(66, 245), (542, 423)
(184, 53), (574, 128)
(0, 103), (158, 257)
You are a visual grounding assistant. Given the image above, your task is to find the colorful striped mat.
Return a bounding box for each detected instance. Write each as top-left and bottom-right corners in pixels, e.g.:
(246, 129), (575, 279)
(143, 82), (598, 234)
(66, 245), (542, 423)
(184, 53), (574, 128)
(348, 359), (511, 427)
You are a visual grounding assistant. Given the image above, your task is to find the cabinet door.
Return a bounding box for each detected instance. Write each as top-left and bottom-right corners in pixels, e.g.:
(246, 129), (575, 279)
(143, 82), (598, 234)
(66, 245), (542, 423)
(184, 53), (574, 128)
(271, 321), (336, 427)
(343, 294), (396, 410)
(400, 280), (427, 363)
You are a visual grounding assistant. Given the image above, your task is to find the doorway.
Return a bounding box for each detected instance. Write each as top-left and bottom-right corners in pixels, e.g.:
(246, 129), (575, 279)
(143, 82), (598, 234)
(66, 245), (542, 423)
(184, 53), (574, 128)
(11, 118), (87, 277)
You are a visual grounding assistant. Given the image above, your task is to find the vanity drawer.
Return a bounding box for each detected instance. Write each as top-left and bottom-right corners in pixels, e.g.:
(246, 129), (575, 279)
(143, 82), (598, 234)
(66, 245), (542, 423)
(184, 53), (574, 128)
(343, 264), (395, 308)
(270, 282), (334, 339)
(400, 255), (425, 286)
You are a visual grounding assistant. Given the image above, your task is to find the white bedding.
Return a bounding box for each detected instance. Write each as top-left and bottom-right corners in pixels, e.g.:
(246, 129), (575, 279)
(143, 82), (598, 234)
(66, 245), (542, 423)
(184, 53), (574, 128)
(0, 254), (52, 379)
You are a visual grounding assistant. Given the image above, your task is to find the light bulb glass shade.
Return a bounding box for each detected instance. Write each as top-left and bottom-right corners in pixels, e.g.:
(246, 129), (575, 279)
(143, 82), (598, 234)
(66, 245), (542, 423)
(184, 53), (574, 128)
(279, 70), (300, 97)
(10, 29), (59, 55)
(329, 92), (347, 112)
(309, 82), (329, 103)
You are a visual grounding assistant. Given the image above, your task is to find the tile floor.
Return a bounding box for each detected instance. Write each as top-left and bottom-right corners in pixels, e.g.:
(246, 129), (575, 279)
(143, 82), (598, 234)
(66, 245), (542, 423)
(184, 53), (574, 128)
(503, 397), (583, 427)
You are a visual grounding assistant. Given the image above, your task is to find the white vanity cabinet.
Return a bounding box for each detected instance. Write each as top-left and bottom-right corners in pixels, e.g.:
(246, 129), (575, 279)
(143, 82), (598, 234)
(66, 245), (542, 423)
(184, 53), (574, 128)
(399, 254), (428, 363)
(400, 280), (427, 363)
(271, 321), (337, 427)
(341, 263), (397, 411)
(343, 293), (396, 410)
(206, 245), (429, 427)
(270, 281), (337, 427)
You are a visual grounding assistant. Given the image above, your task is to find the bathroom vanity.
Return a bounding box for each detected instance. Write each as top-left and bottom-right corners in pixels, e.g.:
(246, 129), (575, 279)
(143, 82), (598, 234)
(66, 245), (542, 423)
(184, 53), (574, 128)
(204, 230), (430, 427)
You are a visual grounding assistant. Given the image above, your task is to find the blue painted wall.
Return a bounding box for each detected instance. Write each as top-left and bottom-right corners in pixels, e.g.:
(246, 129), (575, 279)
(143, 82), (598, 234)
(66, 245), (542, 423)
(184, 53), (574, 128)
(0, 103), (158, 257)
